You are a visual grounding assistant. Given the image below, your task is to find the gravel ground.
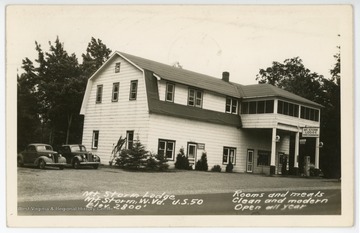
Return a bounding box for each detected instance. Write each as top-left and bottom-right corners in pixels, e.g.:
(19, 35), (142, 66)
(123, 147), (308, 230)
(17, 165), (341, 202)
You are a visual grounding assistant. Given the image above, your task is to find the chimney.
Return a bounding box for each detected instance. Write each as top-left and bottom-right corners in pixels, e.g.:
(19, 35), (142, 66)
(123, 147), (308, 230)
(222, 71), (230, 82)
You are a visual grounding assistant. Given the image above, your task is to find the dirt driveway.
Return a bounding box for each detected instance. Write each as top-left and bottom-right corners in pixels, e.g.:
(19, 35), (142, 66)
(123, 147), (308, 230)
(17, 165), (340, 202)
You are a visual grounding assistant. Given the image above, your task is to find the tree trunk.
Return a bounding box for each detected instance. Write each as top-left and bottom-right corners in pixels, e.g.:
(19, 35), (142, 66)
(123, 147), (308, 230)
(66, 114), (73, 144)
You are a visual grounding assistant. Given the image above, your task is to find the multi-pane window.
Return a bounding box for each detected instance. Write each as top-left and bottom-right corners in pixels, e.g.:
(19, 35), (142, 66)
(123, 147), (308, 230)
(300, 106), (319, 122)
(277, 100), (299, 117)
(112, 82), (120, 102)
(115, 62), (121, 73)
(96, 85), (103, 103)
(241, 100), (274, 114)
(226, 98), (238, 114)
(166, 83), (175, 102)
(158, 139), (175, 160)
(126, 130), (134, 149)
(129, 80), (138, 100)
(257, 150), (270, 166)
(222, 147), (236, 165)
(92, 131), (99, 149)
(188, 89), (202, 107)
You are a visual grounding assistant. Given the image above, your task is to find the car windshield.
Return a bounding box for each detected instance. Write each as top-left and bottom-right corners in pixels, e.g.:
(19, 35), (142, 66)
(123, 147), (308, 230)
(36, 145), (53, 151)
(70, 145), (87, 152)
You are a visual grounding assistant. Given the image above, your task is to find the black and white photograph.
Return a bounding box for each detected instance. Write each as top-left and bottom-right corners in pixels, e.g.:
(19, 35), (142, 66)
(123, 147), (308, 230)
(5, 3), (355, 228)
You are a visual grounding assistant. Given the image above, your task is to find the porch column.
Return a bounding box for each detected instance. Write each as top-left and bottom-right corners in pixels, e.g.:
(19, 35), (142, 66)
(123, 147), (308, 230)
(315, 137), (320, 173)
(293, 131), (300, 175)
(270, 127), (277, 175)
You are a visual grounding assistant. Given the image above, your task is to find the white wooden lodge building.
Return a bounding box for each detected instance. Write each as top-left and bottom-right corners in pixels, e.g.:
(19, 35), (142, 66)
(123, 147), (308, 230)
(80, 52), (322, 175)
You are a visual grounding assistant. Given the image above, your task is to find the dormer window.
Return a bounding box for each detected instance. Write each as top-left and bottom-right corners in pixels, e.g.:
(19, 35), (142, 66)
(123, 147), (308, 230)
(115, 62), (121, 73)
(166, 83), (175, 102)
(226, 98), (238, 114)
(188, 88), (202, 108)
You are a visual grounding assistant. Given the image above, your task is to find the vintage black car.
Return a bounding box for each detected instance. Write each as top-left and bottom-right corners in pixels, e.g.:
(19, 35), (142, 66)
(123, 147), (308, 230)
(17, 143), (67, 170)
(58, 144), (100, 169)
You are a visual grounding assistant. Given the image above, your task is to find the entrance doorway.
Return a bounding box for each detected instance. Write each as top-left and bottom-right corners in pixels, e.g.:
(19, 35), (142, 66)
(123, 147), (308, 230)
(187, 143), (197, 166)
(246, 149), (254, 173)
(277, 152), (288, 175)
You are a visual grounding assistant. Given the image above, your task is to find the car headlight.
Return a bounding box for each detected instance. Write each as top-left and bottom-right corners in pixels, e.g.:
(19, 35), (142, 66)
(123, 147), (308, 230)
(82, 154), (86, 159)
(48, 154), (52, 158)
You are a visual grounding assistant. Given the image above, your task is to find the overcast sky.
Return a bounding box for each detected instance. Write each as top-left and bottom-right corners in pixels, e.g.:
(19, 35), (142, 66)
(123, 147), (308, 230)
(7, 5), (349, 85)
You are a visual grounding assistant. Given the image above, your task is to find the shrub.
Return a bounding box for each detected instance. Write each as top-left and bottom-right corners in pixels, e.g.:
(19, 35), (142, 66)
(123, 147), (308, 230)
(175, 148), (192, 170)
(116, 139), (168, 171)
(154, 152), (169, 171)
(195, 152), (208, 171)
(211, 165), (222, 172)
(226, 162), (233, 173)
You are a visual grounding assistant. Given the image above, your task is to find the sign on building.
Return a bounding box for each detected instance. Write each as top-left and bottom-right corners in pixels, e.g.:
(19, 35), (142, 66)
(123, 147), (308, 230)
(302, 127), (320, 137)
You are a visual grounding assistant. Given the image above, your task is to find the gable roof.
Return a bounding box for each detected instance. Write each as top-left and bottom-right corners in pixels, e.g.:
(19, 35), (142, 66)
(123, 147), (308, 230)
(120, 52), (322, 107)
(80, 51), (322, 115)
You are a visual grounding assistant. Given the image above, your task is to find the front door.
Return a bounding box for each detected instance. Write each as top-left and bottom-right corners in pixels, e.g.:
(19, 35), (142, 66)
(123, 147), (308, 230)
(246, 149), (254, 173)
(187, 143), (197, 166)
(277, 152), (288, 175)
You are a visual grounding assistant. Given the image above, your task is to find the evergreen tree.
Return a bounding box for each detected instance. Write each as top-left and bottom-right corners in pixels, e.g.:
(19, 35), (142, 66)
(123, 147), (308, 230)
(17, 36), (112, 148)
(175, 148), (191, 170)
(117, 139), (148, 170)
(81, 37), (112, 77)
(195, 152), (208, 171)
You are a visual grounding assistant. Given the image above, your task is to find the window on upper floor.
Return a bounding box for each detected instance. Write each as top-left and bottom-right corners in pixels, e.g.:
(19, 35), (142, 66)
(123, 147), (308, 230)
(158, 139), (175, 161)
(241, 100), (274, 114)
(188, 88), (202, 108)
(115, 62), (121, 73)
(222, 147), (236, 165)
(277, 100), (299, 117)
(129, 80), (138, 100)
(226, 98), (238, 114)
(300, 106), (319, 122)
(112, 82), (120, 102)
(92, 131), (99, 149)
(126, 130), (134, 149)
(96, 85), (103, 103)
(166, 83), (175, 102)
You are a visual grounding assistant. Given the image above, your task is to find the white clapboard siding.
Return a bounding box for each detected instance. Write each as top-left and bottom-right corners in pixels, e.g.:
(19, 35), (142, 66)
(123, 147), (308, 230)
(158, 80), (227, 112)
(82, 56), (150, 164)
(146, 114), (281, 173)
(202, 92), (226, 112)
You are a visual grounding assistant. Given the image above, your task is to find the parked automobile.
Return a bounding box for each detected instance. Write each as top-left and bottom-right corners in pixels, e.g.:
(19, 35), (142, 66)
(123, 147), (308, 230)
(58, 144), (100, 169)
(17, 143), (66, 170)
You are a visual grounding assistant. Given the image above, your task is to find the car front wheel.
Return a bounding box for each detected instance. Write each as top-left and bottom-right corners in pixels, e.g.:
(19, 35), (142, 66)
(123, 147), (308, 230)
(38, 159), (46, 169)
(73, 160), (80, 169)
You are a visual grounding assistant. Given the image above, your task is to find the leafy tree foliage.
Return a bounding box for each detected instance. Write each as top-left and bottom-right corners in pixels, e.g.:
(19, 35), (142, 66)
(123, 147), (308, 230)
(17, 36), (112, 150)
(256, 53), (341, 178)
